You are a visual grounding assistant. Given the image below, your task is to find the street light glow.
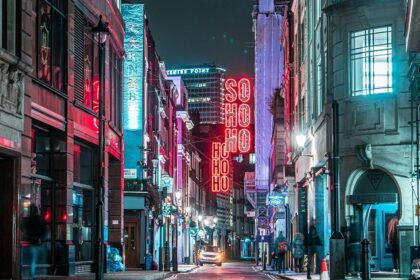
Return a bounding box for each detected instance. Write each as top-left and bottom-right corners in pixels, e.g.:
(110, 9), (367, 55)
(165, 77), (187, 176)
(296, 134), (307, 148)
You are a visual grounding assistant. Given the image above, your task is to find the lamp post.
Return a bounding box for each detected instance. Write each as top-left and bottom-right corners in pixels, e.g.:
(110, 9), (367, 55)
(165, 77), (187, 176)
(329, 100), (345, 280)
(152, 157), (164, 271)
(92, 14), (110, 280)
(172, 191), (182, 271)
(185, 207), (191, 264)
(295, 134), (312, 279)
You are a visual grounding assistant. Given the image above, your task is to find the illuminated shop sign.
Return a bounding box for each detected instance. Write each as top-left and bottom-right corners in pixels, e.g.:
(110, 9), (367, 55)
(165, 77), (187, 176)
(166, 68), (210, 76)
(122, 4), (144, 130)
(211, 142), (230, 192)
(211, 77), (253, 193)
(224, 78), (252, 153)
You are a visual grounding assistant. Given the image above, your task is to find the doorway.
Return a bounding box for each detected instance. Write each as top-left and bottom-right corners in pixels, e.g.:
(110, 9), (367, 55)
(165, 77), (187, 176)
(0, 155), (16, 278)
(363, 203), (397, 271)
(124, 221), (139, 268)
(346, 168), (400, 273)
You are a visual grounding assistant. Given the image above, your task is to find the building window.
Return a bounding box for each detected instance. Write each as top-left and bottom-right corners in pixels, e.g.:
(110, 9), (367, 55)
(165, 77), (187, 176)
(109, 48), (123, 130)
(73, 142), (96, 262)
(350, 26), (392, 96)
(36, 0), (66, 91)
(1, 0), (16, 52)
(83, 29), (99, 111)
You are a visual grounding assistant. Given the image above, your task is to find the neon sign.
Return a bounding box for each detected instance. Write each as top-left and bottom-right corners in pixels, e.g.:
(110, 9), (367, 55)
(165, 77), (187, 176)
(211, 77), (253, 193)
(166, 68), (210, 76)
(122, 4), (144, 130)
(224, 78), (252, 153)
(211, 142), (230, 192)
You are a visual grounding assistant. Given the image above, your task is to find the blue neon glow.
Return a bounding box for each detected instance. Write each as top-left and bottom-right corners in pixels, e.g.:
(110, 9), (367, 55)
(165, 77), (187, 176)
(122, 4), (144, 130)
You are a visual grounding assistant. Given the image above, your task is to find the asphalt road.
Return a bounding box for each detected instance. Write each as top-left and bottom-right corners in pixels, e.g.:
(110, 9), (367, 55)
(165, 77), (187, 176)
(165, 262), (277, 280)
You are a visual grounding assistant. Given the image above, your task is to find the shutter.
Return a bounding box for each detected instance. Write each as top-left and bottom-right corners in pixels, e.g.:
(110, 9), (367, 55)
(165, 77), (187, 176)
(74, 7), (85, 103)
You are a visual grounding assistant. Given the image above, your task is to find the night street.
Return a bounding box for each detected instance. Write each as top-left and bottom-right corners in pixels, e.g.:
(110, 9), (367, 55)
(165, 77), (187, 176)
(165, 262), (276, 280)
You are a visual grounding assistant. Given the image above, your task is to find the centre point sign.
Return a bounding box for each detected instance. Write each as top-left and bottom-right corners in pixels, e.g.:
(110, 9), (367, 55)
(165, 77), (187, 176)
(211, 78), (252, 193)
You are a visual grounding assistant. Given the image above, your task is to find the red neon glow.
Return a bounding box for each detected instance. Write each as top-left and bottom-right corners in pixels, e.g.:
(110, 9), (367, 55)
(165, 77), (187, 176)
(225, 128), (238, 153)
(225, 103), (237, 128)
(224, 79), (238, 103)
(238, 104), (251, 128)
(238, 129), (251, 153)
(238, 78), (251, 102)
(223, 77), (252, 154)
(212, 142), (230, 192)
(44, 210), (51, 222)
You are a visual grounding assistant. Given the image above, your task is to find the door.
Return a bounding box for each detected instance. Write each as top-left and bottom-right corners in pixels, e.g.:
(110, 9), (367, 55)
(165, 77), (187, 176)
(363, 203), (397, 271)
(124, 221), (139, 268)
(0, 156), (15, 278)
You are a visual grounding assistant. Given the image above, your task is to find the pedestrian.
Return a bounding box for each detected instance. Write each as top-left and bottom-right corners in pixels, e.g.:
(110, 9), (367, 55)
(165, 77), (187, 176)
(388, 213), (399, 273)
(273, 231), (289, 274)
(292, 233), (304, 272)
(271, 250), (278, 271)
(25, 204), (46, 280)
(307, 218), (322, 278)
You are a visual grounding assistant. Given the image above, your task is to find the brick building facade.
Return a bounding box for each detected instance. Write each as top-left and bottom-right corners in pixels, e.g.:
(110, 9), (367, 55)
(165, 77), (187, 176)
(0, 0), (125, 278)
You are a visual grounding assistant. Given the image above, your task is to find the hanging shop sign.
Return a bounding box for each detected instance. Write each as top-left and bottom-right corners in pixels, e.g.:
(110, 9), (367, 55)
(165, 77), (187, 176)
(211, 78), (253, 193)
(224, 78), (252, 153)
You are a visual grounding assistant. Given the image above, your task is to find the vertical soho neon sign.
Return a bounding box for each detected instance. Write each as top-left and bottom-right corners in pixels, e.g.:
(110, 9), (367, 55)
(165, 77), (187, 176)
(212, 78), (252, 192)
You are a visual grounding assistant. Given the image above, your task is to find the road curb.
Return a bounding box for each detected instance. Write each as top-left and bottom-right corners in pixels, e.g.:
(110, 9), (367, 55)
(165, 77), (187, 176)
(178, 265), (200, 273)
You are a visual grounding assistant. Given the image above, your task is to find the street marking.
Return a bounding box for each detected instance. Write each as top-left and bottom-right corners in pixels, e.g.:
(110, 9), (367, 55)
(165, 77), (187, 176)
(264, 273), (278, 280)
(166, 274), (178, 280)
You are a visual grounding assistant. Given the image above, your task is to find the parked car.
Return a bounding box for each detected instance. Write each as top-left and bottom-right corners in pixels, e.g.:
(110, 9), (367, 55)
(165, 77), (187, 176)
(198, 245), (223, 266)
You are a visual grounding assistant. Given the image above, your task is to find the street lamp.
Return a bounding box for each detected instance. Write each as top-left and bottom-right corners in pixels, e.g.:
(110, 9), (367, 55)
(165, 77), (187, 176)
(92, 14), (110, 280)
(296, 134), (307, 148)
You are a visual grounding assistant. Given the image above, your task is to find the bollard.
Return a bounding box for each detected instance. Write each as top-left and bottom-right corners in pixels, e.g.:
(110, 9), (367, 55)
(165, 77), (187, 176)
(164, 241), (171, 271)
(172, 246), (178, 272)
(361, 239), (371, 280)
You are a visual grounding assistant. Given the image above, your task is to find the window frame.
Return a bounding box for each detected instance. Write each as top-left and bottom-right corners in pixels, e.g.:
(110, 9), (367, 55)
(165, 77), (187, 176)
(349, 25), (393, 96)
(35, 0), (67, 93)
(108, 46), (123, 131)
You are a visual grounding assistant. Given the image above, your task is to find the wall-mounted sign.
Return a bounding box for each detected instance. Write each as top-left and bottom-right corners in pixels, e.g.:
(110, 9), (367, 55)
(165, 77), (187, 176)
(122, 4), (144, 130)
(166, 68), (210, 76)
(124, 169), (137, 179)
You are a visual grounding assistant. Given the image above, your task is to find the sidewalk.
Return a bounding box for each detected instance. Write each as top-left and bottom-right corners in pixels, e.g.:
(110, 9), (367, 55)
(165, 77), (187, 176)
(34, 264), (198, 280)
(252, 265), (405, 280)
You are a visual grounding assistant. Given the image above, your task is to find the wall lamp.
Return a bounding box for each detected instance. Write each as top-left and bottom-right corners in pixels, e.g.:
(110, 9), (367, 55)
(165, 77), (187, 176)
(295, 133), (313, 158)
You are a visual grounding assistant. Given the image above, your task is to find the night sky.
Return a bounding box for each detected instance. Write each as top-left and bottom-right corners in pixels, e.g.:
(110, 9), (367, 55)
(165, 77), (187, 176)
(139, 0), (255, 78)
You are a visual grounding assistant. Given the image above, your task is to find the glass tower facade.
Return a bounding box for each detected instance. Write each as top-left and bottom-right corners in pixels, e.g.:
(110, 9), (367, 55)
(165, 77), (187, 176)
(167, 65), (226, 124)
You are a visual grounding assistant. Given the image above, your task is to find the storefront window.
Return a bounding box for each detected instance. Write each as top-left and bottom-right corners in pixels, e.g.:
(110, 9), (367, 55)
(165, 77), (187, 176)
(73, 142), (96, 262)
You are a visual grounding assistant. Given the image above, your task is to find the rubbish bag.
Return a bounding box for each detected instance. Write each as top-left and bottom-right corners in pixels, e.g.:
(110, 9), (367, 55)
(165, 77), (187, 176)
(145, 253), (152, 270)
(109, 247), (126, 272)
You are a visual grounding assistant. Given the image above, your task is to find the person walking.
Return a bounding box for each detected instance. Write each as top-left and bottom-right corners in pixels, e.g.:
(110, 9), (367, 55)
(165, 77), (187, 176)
(307, 218), (322, 278)
(25, 204), (46, 280)
(388, 213), (399, 273)
(292, 233), (304, 272)
(273, 231), (289, 274)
